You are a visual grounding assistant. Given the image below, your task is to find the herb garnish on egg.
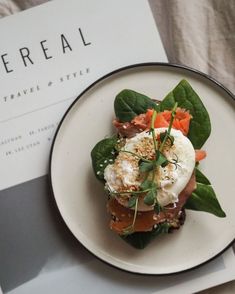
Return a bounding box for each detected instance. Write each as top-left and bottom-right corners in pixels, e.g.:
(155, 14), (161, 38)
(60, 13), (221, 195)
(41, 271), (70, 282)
(117, 104), (176, 232)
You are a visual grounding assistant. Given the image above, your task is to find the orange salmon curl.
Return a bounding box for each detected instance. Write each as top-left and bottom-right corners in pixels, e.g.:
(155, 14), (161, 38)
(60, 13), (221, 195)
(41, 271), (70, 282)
(137, 108), (192, 136)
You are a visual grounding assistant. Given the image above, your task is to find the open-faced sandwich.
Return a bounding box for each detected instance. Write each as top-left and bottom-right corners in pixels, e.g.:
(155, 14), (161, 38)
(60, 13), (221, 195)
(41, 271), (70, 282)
(91, 79), (226, 249)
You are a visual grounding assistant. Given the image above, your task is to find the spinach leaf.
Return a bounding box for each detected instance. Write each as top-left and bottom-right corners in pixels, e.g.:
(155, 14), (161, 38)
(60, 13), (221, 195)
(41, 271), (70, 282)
(121, 222), (170, 249)
(185, 168), (226, 217)
(91, 136), (118, 181)
(160, 80), (211, 149)
(194, 168), (211, 185)
(114, 89), (157, 122)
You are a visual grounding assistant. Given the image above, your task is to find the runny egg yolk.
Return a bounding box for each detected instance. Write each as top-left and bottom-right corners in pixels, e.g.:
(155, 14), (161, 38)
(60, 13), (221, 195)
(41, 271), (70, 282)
(104, 128), (196, 211)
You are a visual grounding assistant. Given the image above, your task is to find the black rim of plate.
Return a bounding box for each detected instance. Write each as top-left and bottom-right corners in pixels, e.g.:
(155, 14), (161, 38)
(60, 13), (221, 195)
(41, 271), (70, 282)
(49, 62), (235, 276)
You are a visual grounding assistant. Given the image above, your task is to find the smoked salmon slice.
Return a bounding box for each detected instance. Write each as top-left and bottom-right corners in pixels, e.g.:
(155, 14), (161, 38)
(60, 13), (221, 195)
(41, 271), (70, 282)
(145, 108), (192, 136)
(107, 173), (196, 234)
(195, 149), (207, 161)
(114, 107), (192, 138)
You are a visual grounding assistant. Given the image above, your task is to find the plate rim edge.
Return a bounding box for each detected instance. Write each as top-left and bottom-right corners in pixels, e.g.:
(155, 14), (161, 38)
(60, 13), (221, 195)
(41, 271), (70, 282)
(49, 62), (235, 275)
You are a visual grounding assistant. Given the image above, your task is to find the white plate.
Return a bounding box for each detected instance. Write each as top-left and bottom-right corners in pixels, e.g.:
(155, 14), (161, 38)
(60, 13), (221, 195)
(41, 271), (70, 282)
(50, 63), (235, 275)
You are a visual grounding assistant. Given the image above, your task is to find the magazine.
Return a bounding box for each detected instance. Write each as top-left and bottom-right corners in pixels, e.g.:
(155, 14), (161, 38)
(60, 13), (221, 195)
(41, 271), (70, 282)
(0, 0), (166, 190)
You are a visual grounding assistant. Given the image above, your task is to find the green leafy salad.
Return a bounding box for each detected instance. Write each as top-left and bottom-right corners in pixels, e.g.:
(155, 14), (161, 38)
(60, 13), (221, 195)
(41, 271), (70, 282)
(91, 79), (226, 249)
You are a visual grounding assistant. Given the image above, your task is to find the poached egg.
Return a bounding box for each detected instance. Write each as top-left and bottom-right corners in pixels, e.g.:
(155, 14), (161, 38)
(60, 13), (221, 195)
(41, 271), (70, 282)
(104, 128), (195, 211)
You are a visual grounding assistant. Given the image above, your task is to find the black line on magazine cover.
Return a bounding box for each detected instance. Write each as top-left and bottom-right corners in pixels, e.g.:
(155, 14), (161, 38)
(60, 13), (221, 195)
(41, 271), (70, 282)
(0, 97), (73, 124)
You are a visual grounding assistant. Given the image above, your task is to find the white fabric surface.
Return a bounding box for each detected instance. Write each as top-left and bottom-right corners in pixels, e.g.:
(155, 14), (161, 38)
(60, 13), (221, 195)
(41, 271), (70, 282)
(0, 0), (20, 16)
(149, 0), (235, 94)
(0, 0), (47, 15)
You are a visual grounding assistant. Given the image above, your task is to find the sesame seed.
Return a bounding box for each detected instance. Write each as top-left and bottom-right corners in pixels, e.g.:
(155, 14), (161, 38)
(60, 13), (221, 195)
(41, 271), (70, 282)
(104, 160), (108, 163)
(109, 159), (113, 162)
(96, 171), (101, 175)
(100, 164), (103, 167)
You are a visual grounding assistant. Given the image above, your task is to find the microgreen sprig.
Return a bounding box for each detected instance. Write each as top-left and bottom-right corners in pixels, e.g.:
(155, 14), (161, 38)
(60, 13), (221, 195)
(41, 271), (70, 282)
(110, 188), (152, 196)
(141, 110), (161, 208)
(122, 197), (139, 235)
(116, 103), (179, 234)
(149, 109), (158, 157)
(159, 102), (178, 152)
